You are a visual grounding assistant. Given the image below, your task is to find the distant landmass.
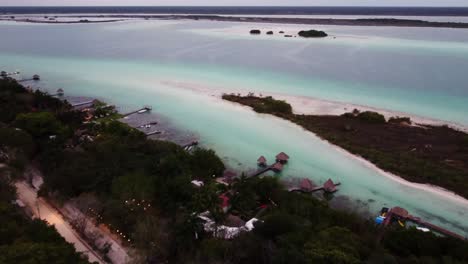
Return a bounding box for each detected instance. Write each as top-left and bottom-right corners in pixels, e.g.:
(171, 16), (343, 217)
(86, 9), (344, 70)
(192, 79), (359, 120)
(1, 6), (468, 16)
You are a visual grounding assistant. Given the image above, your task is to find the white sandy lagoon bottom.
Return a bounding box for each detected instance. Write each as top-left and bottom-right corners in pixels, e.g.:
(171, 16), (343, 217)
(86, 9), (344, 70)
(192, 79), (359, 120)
(1, 53), (467, 237)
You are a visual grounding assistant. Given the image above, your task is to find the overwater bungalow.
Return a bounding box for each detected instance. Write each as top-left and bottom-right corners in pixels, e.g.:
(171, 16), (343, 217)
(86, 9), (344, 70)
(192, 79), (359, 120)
(0, 71), (7, 77)
(323, 179), (339, 193)
(56, 88), (64, 96)
(271, 162), (284, 172)
(276, 152), (290, 164)
(257, 156), (267, 167)
(33, 74), (40, 80)
(300, 178), (315, 192)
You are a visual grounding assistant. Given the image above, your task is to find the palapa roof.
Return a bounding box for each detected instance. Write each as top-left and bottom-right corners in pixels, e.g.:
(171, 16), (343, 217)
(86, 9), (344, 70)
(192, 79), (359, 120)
(300, 178), (314, 191)
(323, 179), (337, 192)
(271, 162), (284, 171)
(391, 207), (409, 218)
(276, 152), (290, 161)
(257, 156), (267, 163)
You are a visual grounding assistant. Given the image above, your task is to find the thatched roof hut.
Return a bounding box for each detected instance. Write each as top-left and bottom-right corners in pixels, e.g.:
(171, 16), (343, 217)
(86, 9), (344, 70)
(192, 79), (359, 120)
(271, 162), (284, 172)
(323, 179), (338, 193)
(391, 207), (409, 219)
(276, 152), (290, 163)
(257, 156), (267, 166)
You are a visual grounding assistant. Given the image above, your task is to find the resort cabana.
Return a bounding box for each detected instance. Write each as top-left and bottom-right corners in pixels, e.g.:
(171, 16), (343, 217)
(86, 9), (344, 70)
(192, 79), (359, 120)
(271, 162), (284, 172)
(257, 156), (267, 167)
(56, 88), (64, 96)
(300, 178), (315, 192)
(391, 207), (409, 219)
(323, 179), (338, 193)
(33, 74), (40, 80)
(276, 152), (290, 164)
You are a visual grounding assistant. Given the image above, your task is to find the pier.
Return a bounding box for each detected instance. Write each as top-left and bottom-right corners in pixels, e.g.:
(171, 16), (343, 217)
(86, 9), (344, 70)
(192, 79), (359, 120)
(146, 130), (162, 136)
(18, 74), (40, 82)
(71, 100), (95, 108)
(122, 106), (152, 117)
(380, 207), (466, 241)
(288, 178), (341, 194)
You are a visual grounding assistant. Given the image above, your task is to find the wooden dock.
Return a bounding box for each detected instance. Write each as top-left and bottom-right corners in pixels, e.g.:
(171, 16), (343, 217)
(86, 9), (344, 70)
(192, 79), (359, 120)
(18, 78), (35, 83)
(288, 179), (341, 194)
(122, 106), (152, 117)
(71, 100), (95, 108)
(381, 207), (466, 241)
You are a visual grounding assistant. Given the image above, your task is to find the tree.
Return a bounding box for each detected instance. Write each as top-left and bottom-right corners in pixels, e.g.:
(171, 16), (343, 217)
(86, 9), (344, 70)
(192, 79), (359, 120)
(189, 148), (225, 181)
(13, 112), (67, 139)
(111, 172), (156, 201)
(304, 226), (361, 264)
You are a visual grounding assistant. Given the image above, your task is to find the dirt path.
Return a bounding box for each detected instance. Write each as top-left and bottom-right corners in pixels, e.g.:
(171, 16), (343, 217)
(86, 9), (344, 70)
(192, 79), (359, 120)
(15, 181), (105, 264)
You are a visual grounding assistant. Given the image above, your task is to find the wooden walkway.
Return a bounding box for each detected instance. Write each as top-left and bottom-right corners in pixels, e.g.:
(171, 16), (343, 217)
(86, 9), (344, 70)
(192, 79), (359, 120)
(381, 208), (466, 241)
(71, 100), (95, 108)
(122, 106), (152, 117)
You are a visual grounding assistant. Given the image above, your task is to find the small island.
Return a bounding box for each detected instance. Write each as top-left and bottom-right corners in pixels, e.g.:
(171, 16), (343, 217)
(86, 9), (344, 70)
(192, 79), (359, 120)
(298, 29), (328, 38)
(249, 29), (261, 34)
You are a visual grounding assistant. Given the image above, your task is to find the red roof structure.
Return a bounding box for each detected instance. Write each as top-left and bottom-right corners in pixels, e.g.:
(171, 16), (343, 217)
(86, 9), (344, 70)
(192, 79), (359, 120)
(323, 179), (338, 193)
(276, 152), (290, 163)
(271, 162), (284, 172)
(257, 156), (267, 165)
(391, 207), (409, 218)
(300, 179), (315, 191)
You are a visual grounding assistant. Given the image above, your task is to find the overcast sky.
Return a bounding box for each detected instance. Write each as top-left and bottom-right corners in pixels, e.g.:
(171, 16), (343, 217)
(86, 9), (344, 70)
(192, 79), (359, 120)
(1, 0), (468, 7)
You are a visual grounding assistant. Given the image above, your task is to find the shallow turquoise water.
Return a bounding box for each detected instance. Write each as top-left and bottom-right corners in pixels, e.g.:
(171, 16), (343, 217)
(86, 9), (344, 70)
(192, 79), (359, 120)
(0, 20), (467, 235)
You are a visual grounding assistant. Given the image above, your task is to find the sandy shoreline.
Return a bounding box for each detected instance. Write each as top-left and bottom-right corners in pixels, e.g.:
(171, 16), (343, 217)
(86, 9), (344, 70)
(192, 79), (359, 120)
(160, 79), (468, 132)
(160, 79), (468, 206)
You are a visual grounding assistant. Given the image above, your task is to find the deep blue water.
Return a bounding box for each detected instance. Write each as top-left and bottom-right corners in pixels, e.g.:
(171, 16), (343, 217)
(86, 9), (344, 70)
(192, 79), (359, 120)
(1, 6), (468, 16)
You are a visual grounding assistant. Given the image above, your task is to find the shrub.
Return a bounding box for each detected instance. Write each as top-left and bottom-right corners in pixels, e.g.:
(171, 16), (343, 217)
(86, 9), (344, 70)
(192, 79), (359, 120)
(298, 30), (328, 38)
(357, 111), (386, 124)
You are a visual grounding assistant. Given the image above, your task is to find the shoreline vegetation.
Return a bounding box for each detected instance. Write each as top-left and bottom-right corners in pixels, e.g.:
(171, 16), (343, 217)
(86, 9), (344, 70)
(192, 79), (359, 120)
(250, 29), (328, 38)
(3, 14), (468, 28)
(2, 77), (468, 263)
(222, 94), (468, 200)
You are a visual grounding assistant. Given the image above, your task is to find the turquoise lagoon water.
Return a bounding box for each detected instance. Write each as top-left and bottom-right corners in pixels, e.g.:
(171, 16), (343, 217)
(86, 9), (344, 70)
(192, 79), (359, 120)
(0, 20), (467, 235)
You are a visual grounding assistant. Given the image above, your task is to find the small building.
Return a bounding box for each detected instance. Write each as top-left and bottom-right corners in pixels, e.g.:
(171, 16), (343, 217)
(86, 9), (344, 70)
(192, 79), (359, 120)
(276, 152), (290, 164)
(56, 88), (64, 96)
(323, 179), (338, 193)
(271, 162), (283, 172)
(391, 207), (409, 219)
(33, 74), (40, 81)
(300, 178), (314, 192)
(257, 156), (267, 167)
(0, 71), (7, 77)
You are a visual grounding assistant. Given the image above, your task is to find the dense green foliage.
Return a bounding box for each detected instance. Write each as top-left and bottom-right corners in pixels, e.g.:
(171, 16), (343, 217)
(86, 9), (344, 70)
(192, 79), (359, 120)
(2, 79), (468, 263)
(223, 94), (292, 115)
(0, 171), (90, 263)
(298, 29), (328, 38)
(356, 111), (387, 124)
